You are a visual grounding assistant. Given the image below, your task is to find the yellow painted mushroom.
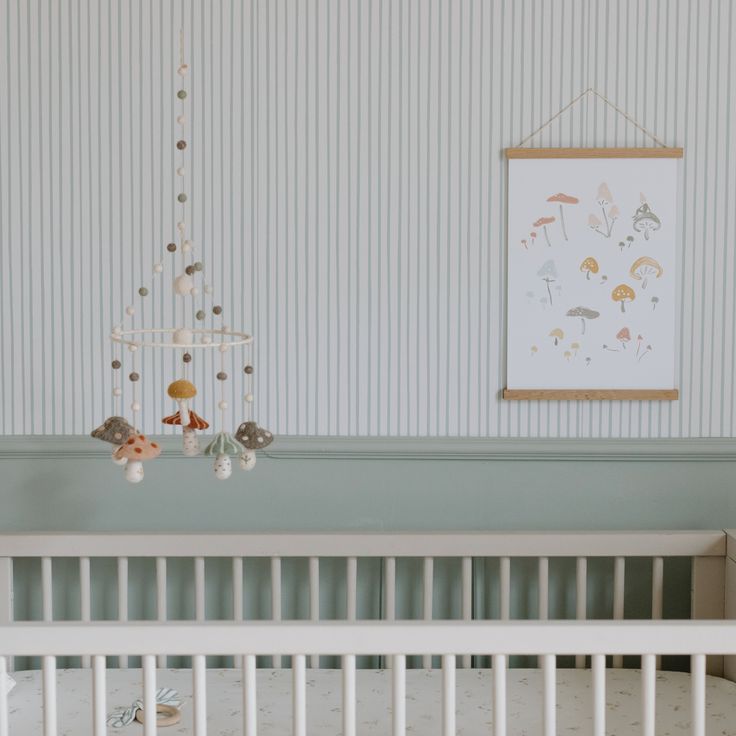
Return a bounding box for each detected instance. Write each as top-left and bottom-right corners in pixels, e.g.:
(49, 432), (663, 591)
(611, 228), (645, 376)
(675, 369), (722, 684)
(579, 257), (599, 280)
(611, 284), (636, 313)
(629, 256), (663, 289)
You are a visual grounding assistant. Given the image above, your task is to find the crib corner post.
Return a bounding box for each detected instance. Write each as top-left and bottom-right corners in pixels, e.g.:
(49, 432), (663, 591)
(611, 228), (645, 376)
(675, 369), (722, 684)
(692, 550), (726, 677)
(0, 558), (12, 672)
(724, 531), (736, 681)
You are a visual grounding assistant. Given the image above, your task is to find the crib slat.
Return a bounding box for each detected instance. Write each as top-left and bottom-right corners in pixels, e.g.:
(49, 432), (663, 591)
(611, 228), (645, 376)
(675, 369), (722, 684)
(342, 654), (356, 736)
(271, 557), (282, 668)
(142, 654), (156, 736)
(691, 654), (706, 736)
(195, 557), (206, 621)
(392, 654), (406, 736)
(613, 556), (625, 668)
(233, 558), (244, 619)
(385, 557), (396, 621)
(0, 656), (8, 736)
(80, 557), (91, 668)
(42, 557), (53, 622)
(156, 557), (168, 668)
(92, 655), (106, 736)
(43, 655), (57, 736)
(243, 654), (257, 736)
(309, 557), (320, 669)
(442, 654), (456, 736)
(461, 557), (472, 668)
(293, 654), (306, 736)
(538, 557), (549, 620)
(347, 556), (358, 620)
(117, 557), (128, 668)
(423, 557), (434, 668)
(652, 556), (664, 669)
(592, 653), (605, 736)
(493, 654), (507, 736)
(575, 557), (587, 669)
(499, 557), (511, 621)
(542, 654), (555, 736)
(642, 653), (656, 736)
(193, 654), (207, 735)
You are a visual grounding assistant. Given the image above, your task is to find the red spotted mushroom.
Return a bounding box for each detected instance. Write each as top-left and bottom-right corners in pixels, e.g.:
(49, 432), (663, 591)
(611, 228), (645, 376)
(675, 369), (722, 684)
(616, 327), (631, 349)
(113, 435), (161, 484)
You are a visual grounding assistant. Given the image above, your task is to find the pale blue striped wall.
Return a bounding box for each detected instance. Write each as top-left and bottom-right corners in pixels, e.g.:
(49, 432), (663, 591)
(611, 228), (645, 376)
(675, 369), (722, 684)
(1, 0), (735, 438)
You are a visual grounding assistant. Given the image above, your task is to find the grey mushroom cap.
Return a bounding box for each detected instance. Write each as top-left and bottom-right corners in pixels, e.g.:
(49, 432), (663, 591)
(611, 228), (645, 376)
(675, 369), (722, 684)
(91, 416), (136, 445)
(566, 306), (600, 319)
(235, 421), (274, 450)
(632, 203), (661, 229)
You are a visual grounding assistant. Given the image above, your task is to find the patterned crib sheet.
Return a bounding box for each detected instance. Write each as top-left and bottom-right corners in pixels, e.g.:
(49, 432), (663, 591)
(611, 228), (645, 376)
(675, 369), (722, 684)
(7, 666), (736, 735)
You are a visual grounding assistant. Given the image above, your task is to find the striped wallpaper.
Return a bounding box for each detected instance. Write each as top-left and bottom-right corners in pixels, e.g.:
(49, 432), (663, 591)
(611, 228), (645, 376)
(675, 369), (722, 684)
(1, 0), (735, 438)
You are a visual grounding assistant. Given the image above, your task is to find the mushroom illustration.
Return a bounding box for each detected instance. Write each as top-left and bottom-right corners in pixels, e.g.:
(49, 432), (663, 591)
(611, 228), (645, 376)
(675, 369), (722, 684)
(638, 345), (653, 362)
(537, 260), (558, 305)
(563, 350), (572, 361)
(570, 342), (580, 358)
(203, 431), (241, 480)
(618, 240), (626, 252)
(585, 357), (592, 367)
(91, 416), (137, 464)
(565, 306), (600, 335)
(579, 257), (599, 280)
(629, 256), (663, 289)
(530, 345), (538, 357)
(533, 216), (556, 247)
(546, 193), (579, 241)
(632, 202), (661, 240)
(529, 231), (537, 245)
(600, 275), (608, 284)
(651, 296), (659, 311)
(636, 334), (644, 357)
(162, 409), (209, 457)
(521, 239), (528, 250)
(616, 327), (631, 349)
(549, 328), (564, 346)
(112, 434), (161, 484)
(167, 379), (197, 426)
(234, 421), (274, 471)
(588, 213), (603, 233)
(611, 284), (636, 313)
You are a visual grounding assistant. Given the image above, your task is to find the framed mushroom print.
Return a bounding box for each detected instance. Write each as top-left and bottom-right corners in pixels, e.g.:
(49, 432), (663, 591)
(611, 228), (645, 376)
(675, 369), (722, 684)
(503, 147), (683, 400)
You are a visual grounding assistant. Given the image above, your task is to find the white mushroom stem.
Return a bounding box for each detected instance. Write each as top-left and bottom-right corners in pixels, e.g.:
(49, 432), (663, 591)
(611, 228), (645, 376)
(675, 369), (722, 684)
(124, 461), (144, 483)
(182, 427), (200, 457)
(239, 451), (257, 471)
(214, 453), (232, 480)
(111, 448), (128, 466)
(177, 399), (190, 426)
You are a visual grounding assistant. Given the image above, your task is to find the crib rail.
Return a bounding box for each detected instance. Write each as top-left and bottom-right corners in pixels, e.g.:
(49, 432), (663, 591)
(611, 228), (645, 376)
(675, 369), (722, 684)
(1, 620), (734, 736)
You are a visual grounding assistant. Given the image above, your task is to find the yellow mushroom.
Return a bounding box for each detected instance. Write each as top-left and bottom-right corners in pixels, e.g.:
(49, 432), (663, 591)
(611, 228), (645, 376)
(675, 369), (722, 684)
(549, 328), (564, 346)
(611, 284), (636, 313)
(629, 256), (663, 289)
(579, 257), (599, 280)
(167, 379), (197, 426)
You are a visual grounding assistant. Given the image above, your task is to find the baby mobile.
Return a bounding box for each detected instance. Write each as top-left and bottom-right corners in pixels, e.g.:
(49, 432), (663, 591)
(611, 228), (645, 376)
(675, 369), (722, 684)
(90, 32), (273, 483)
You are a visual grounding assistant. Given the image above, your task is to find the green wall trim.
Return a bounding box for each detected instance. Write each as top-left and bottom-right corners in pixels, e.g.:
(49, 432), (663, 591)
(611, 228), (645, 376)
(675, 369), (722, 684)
(3, 435), (736, 461)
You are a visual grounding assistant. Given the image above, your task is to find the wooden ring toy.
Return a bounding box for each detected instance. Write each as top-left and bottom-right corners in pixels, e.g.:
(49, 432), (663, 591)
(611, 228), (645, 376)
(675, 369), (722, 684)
(135, 704), (181, 727)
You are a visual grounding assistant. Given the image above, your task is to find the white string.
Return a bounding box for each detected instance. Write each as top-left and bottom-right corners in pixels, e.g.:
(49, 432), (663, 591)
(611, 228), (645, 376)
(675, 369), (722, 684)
(514, 88), (670, 149)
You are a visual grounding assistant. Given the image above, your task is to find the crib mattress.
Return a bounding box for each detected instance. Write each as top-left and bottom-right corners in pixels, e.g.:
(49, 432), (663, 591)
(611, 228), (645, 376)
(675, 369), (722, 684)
(7, 666), (736, 735)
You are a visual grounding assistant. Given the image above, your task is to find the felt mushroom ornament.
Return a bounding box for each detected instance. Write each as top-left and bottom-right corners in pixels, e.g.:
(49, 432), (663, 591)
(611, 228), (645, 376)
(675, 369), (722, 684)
(546, 193), (578, 241)
(91, 416), (137, 465)
(234, 421), (274, 471)
(203, 431), (242, 480)
(113, 435), (161, 483)
(167, 379), (197, 426)
(162, 409), (209, 457)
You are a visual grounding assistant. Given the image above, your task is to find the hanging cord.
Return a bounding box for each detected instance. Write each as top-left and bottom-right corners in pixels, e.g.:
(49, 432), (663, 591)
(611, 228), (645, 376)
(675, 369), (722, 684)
(514, 87), (670, 149)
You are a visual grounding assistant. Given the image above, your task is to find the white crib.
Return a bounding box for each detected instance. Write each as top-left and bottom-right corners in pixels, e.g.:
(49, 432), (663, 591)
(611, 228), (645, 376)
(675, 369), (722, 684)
(0, 530), (735, 735)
